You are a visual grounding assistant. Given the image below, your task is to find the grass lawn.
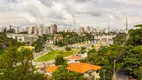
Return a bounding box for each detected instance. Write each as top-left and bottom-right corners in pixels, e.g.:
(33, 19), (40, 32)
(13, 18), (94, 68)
(34, 49), (79, 62)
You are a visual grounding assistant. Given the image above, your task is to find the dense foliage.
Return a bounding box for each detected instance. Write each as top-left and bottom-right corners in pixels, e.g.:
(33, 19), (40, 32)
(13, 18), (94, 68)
(0, 33), (23, 54)
(84, 24), (142, 79)
(0, 33), (45, 80)
(32, 34), (47, 52)
(55, 32), (94, 47)
(51, 65), (85, 80)
(113, 33), (127, 45)
(55, 55), (67, 66)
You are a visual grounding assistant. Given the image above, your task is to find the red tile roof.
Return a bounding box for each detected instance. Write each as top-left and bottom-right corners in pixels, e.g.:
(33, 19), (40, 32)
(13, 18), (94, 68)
(67, 55), (83, 60)
(47, 65), (61, 73)
(66, 63), (101, 74)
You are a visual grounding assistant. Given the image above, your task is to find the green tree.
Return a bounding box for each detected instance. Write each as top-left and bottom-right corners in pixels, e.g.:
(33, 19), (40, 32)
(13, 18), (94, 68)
(0, 47), (45, 80)
(113, 33), (127, 45)
(65, 47), (71, 51)
(55, 55), (67, 66)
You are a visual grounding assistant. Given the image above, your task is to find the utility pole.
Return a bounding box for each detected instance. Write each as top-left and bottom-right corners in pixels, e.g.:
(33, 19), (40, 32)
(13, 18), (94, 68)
(103, 70), (106, 80)
(112, 60), (117, 80)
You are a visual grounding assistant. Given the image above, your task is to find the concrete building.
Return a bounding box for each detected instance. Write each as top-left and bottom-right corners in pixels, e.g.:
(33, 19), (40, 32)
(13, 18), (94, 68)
(26, 26), (32, 34)
(66, 55), (83, 63)
(78, 27), (85, 34)
(86, 26), (92, 33)
(15, 26), (20, 33)
(51, 24), (58, 34)
(32, 26), (38, 35)
(39, 24), (44, 35)
(6, 34), (39, 43)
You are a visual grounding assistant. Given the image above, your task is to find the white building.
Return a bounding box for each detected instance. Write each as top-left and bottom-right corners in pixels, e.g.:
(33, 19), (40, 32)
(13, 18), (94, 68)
(26, 26), (32, 34)
(39, 24), (44, 36)
(6, 34), (39, 43)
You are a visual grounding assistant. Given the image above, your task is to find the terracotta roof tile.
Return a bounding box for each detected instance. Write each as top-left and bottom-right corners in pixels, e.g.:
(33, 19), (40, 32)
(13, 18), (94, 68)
(67, 56), (83, 60)
(47, 65), (61, 73)
(66, 63), (101, 73)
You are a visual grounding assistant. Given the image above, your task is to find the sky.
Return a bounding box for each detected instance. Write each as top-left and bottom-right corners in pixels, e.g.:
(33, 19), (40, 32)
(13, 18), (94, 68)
(0, 0), (142, 29)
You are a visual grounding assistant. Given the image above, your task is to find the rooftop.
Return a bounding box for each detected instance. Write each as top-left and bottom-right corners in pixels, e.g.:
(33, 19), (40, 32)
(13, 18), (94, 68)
(67, 55), (83, 60)
(47, 65), (61, 73)
(66, 63), (101, 74)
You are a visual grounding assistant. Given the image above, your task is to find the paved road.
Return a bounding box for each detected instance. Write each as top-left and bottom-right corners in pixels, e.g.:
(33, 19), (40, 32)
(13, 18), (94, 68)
(117, 74), (129, 80)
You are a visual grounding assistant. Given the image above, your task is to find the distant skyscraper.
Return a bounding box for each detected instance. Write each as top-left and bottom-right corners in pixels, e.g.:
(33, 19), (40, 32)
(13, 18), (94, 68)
(86, 26), (91, 33)
(15, 27), (20, 33)
(126, 17), (128, 31)
(108, 22), (110, 33)
(26, 26), (32, 34)
(78, 27), (85, 34)
(9, 25), (12, 31)
(47, 26), (51, 34)
(39, 24), (44, 35)
(32, 25), (38, 35)
(51, 24), (58, 34)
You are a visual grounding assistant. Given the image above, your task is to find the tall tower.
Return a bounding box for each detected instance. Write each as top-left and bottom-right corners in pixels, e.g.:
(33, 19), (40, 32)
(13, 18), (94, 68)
(126, 17), (128, 31)
(108, 22), (110, 33)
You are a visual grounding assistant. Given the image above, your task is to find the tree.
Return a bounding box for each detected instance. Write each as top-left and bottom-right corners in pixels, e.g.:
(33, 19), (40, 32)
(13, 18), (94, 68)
(113, 33), (127, 45)
(55, 55), (67, 66)
(33, 35), (48, 52)
(126, 26), (142, 46)
(65, 47), (71, 51)
(80, 47), (86, 54)
(0, 47), (45, 80)
(134, 24), (142, 27)
(51, 65), (85, 80)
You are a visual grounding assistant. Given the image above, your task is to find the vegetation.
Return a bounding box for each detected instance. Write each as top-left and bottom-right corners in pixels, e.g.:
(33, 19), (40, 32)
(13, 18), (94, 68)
(65, 47), (72, 51)
(55, 55), (67, 66)
(113, 33), (127, 45)
(55, 32), (94, 47)
(32, 35), (47, 52)
(0, 33), (45, 80)
(79, 47), (86, 54)
(51, 65), (85, 80)
(34, 50), (78, 62)
(32, 34), (54, 52)
(0, 33), (23, 54)
(82, 24), (142, 79)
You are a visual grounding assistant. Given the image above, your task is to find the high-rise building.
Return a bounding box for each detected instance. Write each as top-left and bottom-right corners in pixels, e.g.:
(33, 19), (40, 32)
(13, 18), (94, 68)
(32, 25), (38, 35)
(39, 24), (44, 35)
(26, 26), (32, 34)
(126, 17), (128, 31)
(51, 24), (58, 34)
(15, 26), (20, 33)
(86, 26), (91, 33)
(78, 27), (85, 34)
(47, 26), (51, 34)
(108, 23), (110, 33)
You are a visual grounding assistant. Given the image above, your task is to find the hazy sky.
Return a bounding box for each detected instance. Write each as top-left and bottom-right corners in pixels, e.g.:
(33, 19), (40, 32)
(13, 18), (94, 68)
(0, 0), (142, 29)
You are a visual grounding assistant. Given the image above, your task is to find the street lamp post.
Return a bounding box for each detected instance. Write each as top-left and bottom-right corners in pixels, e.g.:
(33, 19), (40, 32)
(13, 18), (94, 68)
(103, 70), (106, 80)
(113, 60), (117, 80)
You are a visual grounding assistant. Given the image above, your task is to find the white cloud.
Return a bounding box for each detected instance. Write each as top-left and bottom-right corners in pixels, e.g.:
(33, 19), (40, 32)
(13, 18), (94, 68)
(0, 0), (142, 29)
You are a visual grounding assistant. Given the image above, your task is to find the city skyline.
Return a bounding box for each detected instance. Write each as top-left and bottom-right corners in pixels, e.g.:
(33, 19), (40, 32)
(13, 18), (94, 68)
(0, 0), (142, 29)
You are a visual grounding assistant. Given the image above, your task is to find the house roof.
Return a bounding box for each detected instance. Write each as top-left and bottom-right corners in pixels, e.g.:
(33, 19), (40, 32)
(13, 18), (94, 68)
(67, 55), (83, 60)
(66, 63), (101, 74)
(47, 65), (61, 73)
